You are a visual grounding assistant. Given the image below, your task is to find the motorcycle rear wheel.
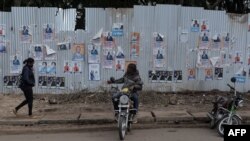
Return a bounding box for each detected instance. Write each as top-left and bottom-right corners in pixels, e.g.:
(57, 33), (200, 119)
(216, 115), (242, 137)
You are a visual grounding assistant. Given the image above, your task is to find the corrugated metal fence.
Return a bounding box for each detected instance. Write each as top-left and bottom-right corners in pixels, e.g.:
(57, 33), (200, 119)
(0, 5), (250, 94)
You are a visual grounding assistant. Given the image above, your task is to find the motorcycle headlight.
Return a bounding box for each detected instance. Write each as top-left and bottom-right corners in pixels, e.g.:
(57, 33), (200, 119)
(238, 100), (243, 107)
(119, 95), (129, 104)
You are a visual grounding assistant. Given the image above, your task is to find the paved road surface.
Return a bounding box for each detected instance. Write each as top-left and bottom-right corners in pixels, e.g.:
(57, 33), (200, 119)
(0, 128), (223, 141)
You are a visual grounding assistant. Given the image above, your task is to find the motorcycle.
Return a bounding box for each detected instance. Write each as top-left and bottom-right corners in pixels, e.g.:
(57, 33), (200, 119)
(216, 77), (244, 137)
(109, 78), (136, 140)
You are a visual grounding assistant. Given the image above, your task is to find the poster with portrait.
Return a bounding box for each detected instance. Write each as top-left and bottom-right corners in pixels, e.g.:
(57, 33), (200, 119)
(47, 76), (57, 88)
(10, 55), (22, 74)
(153, 48), (165, 68)
(200, 19), (209, 32)
(103, 49), (114, 69)
(88, 44), (100, 63)
(153, 32), (165, 48)
(131, 32), (140, 44)
(20, 25), (32, 43)
(38, 61), (48, 74)
(205, 68), (213, 80)
(223, 33), (230, 48)
(220, 50), (230, 67)
(214, 67), (223, 80)
(191, 19), (200, 32)
(125, 61), (137, 71)
(211, 33), (222, 49)
(44, 45), (56, 60)
(247, 53), (250, 65)
(115, 58), (125, 71)
(72, 43), (85, 61)
(56, 77), (65, 89)
(38, 76), (48, 88)
(0, 40), (7, 53)
(47, 61), (56, 75)
(112, 23), (123, 36)
(30, 44), (43, 60)
(43, 23), (54, 42)
(0, 24), (6, 36)
(197, 50), (211, 67)
(248, 17), (250, 32)
(89, 64), (100, 81)
(57, 42), (70, 51)
(174, 70), (182, 83)
(3, 76), (18, 87)
(198, 31), (210, 49)
(158, 71), (168, 83)
(166, 71), (173, 82)
(233, 51), (243, 64)
(102, 32), (114, 48)
(180, 29), (188, 43)
(187, 68), (196, 80)
(63, 61), (72, 73)
(71, 61), (82, 73)
(130, 43), (140, 58)
(148, 71), (158, 83)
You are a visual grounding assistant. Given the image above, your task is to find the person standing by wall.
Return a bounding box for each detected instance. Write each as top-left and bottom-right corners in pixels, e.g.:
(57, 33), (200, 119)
(13, 58), (35, 117)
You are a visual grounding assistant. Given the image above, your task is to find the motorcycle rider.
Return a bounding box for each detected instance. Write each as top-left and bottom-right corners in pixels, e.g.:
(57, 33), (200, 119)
(107, 63), (143, 123)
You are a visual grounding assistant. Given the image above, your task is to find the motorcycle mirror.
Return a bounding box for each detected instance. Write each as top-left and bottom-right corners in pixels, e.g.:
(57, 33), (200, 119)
(231, 77), (236, 83)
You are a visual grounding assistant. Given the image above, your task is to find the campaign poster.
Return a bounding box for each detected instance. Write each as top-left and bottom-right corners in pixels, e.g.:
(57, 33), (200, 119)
(0, 24), (6, 36)
(248, 17), (250, 32)
(20, 25), (32, 43)
(10, 55), (22, 74)
(235, 67), (246, 83)
(89, 64), (100, 81)
(63, 61), (72, 73)
(88, 44), (100, 63)
(198, 31), (210, 49)
(200, 19), (209, 32)
(44, 45), (56, 60)
(112, 23), (123, 36)
(223, 33), (230, 48)
(130, 43), (140, 58)
(191, 19), (200, 32)
(116, 46), (125, 59)
(187, 68), (196, 80)
(43, 23), (54, 42)
(125, 61), (137, 72)
(166, 71), (173, 82)
(47, 76), (57, 88)
(148, 71), (157, 83)
(211, 33), (222, 49)
(38, 76), (48, 88)
(56, 77), (65, 89)
(71, 61), (82, 73)
(0, 40), (7, 53)
(153, 32), (164, 48)
(102, 32), (114, 48)
(103, 49), (114, 69)
(38, 61), (48, 74)
(174, 70), (182, 82)
(30, 44), (43, 60)
(197, 50), (211, 68)
(3, 76), (18, 87)
(159, 71), (168, 83)
(233, 51), (243, 64)
(72, 43), (85, 61)
(247, 53), (250, 65)
(115, 58), (125, 71)
(215, 67), (223, 80)
(205, 68), (213, 80)
(131, 32), (140, 44)
(47, 61), (56, 75)
(57, 42), (70, 51)
(153, 48), (165, 68)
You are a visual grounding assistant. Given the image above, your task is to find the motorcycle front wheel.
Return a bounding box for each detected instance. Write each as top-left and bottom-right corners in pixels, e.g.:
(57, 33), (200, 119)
(119, 116), (127, 140)
(216, 115), (242, 137)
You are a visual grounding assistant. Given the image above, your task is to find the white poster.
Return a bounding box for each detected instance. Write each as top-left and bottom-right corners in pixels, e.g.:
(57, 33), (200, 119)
(47, 61), (56, 75)
(38, 61), (48, 74)
(20, 25), (32, 43)
(71, 61), (82, 73)
(0, 24), (6, 36)
(30, 44), (43, 60)
(89, 64), (100, 81)
(43, 23), (54, 41)
(198, 31), (210, 49)
(153, 48), (165, 68)
(63, 61), (72, 73)
(103, 48), (114, 69)
(10, 55), (22, 74)
(57, 42), (70, 51)
(115, 58), (125, 71)
(88, 44), (100, 63)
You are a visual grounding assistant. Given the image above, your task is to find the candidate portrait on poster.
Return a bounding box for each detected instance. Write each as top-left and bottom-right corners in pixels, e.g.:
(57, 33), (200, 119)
(43, 23), (54, 41)
(115, 59), (125, 71)
(20, 25), (32, 43)
(89, 64), (100, 81)
(0, 41), (7, 53)
(38, 76), (48, 88)
(56, 77), (65, 88)
(71, 61), (82, 73)
(88, 44), (100, 63)
(174, 70), (182, 82)
(57, 42), (70, 51)
(191, 19), (200, 32)
(64, 61), (72, 73)
(38, 61), (48, 74)
(199, 31), (210, 49)
(187, 68), (196, 80)
(72, 43), (85, 61)
(47, 61), (56, 74)
(205, 68), (213, 80)
(215, 67), (223, 80)
(103, 49), (114, 69)
(10, 55), (21, 74)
